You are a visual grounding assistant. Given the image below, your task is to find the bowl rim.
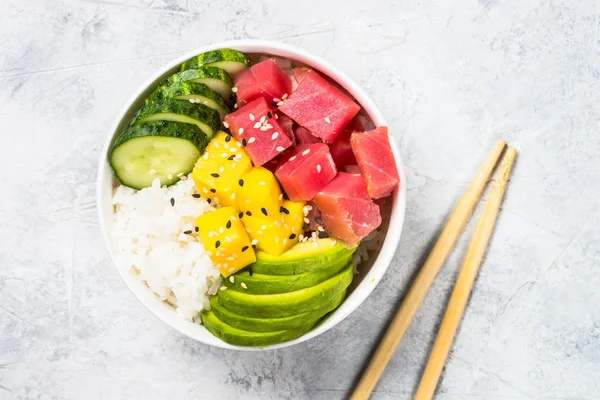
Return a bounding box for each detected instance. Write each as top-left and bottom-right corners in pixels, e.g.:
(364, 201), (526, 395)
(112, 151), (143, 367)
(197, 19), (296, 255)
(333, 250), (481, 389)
(96, 39), (407, 351)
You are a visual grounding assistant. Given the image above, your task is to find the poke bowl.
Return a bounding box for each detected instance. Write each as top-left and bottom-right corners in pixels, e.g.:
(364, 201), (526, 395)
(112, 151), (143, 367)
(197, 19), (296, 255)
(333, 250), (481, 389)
(97, 40), (407, 350)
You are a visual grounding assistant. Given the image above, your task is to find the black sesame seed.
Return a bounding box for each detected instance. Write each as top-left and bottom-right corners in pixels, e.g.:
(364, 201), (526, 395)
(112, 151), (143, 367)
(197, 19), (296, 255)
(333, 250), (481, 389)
(227, 154), (235, 160)
(238, 212), (243, 219)
(183, 230), (192, 234)
(303, 223), (310, 230)
(280, 206), (290, 215)
(211, 173), (220, 178)
(248, 267), (253, 276)
(261, 207), (268, 216)
(229, 93), (236, 102)
(267, 111), (272, 118)
(238, 179), (244, 187)
(226, 220), (232, 229)
(318, 231), (328, 239)
(289, 233), (296, 240)
(252, 244), (256, 249)
(207, 198), (211, 204)
(170, 198), (175, 207)
(271, 102), (278, 107)
(283, 193), (289, 200)
(242, 138), (247, 147)
(192, 193), (201, 198)
(241, 246), (249, 252)
(225, 134), (231, 142)
(246, 211), (252, 216)
(215, 240), (221, 248)
(195, 227), (199, 232)
(315, 216), (323, 224)
(210, 188), (216, 193)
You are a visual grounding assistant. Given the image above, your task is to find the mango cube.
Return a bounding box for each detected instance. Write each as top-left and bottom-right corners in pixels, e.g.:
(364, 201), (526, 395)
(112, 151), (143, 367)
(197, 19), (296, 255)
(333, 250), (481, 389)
(192, 131), (252, 210)
(241, 200), (306, 256)
(195, 206), (256, 277)
(236, 166), (282, 218)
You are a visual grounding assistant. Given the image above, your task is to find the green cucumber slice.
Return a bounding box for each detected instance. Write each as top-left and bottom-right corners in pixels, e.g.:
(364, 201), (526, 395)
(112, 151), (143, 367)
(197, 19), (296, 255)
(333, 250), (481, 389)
(201, 310), (316, 347)
(181, 49), (249, 75)
(146, 81), (230, 120)
(132, 99), (220, 139)
(210, 289), (346, 332)
(110, 121), (207, 189)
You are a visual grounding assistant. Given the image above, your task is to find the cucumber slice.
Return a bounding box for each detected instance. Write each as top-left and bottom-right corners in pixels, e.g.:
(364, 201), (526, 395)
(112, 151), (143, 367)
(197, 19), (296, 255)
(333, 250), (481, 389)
(181, 49), (249, 75)
(110, 121), (207, 189)
(132, 99), (220, 139)
(146, 81), (230, 120)
(177, 67), (234, 100)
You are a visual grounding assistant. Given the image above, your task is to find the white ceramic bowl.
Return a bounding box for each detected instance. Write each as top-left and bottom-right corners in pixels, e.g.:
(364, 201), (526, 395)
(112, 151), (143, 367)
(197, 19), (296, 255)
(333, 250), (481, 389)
(97, 40), (407, 350)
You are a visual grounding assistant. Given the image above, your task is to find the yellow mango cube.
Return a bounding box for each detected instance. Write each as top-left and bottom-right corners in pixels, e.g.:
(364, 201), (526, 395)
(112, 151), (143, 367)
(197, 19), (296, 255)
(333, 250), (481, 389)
(195, 206), (256, 277)
(241, 200), (306, 256)
(236, 167), (282, 219)
(192, 131), (252, 210)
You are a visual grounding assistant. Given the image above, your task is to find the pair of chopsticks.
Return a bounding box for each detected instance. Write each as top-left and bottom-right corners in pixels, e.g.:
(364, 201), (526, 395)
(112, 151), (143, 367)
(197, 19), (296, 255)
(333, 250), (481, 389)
(351, 139), (516, 400)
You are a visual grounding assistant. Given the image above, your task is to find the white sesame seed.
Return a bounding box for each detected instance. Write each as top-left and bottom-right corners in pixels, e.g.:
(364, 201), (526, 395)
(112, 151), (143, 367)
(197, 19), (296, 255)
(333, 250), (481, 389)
(246, 228), (252, 233)
(259, 126), (268, 131)
(260, 116), (266, 123)
(275, 236), (280, 243)
(230, 147), (237, 153)
(230, 192), (236, 200)
(253, 122), (261, 129)
(275, 114), (279, 119)
(324, 117), (331, 124)
(257, 230), (263, 235)
(317, 164), (322, 173)
(220, 286), (227, 291)
(276, 146), (285, 152)
(261, 224), (267, 230)
(273, 98), (281, 103)
(238, 128), (244, 135)
(177, 172), (184, 177)
(236, 141), (242, 148)
(271, 132), (279, 140)
(304, 217), (310, 224)
(203, 187), (208, 193)
(179, 175), (187, 180)
(299, 234), (304, 241)
(279, 194), (283, 201)
(234, 103), (238, 108)
(241, 282), (248, 289)
(228, 267), (235, 273)
(265, 124), (273, 129)
(274, 220), (281, 227)
(229, 276), (235, 283)
(317, 226), (325, 232)
(231, 86), (238, 93)
(249, 113), (255, 121)
(302, 149), (310, 156)
(167, 174), (173, 179)
(225, 236), (232, 242)
(277, 101), (284, 106)
(214, 142), (219, 148)
(284, 223), (289, 229)
(219, 166), (225, 172)
(231, 215), (237, 220)
(292, 226), (296, 233)
(251, 239), (258, 245)
(213, 197), (220, 204)
(283, 238), (288, 245)
(203, 152), (209, 160)
(223, 121), (229, 128)
(219, 227), (224, 233)
(226, 257), (234, 261)
(248, 137), (256, 144)
(289, 155), (297, 161)
(259, 181), (265, 185)
(221, 152), (228, 157)
(282, 93), (288, 100)
(331, 240), (337, 246)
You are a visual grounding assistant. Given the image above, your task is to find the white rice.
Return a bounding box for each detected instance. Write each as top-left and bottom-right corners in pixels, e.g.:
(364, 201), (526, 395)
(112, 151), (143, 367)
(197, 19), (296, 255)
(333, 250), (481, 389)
(112, 176), (221, 321)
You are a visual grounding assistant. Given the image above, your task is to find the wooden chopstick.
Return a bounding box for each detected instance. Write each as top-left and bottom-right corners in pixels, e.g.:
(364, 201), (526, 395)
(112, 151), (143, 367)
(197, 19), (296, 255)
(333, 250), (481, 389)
(414, 147), (517, 400)
(350, 139), (507, 400)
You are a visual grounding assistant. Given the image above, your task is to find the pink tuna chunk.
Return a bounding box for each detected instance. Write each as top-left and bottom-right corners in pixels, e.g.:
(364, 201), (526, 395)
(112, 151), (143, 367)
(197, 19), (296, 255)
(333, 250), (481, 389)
(275, 143), (337, 201)
(233, 59), (292, 106)
(350, 126), (400, 199)
(278, 72), (360, 143)
(224, 97), (293, 165)
(294, 126), (321, 145)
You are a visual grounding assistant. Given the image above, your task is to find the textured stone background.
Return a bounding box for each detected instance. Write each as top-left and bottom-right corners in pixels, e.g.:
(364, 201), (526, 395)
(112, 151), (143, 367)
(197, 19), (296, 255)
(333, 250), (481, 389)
(1, 0), (599, 399)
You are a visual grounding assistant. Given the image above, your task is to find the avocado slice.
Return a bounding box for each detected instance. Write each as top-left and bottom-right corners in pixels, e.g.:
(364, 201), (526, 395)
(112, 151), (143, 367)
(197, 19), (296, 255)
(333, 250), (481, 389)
(201, 310), (316, 347)
(224, 258), (349, 294)
(210, 289), (346, 332)
(251, 238), (356, 276)
(217, 264), (354, 318)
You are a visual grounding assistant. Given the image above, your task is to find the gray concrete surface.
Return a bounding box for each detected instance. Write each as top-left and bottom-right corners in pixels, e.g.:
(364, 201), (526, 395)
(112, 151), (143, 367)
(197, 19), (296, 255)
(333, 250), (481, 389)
(1, 0), (599, 398)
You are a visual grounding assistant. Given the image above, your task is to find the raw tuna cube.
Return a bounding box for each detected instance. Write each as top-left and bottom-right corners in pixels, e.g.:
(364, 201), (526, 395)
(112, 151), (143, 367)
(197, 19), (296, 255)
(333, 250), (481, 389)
(279, 72), (360, 143)
(292, 67), (312, 84)
(224, 97), (293, 165)
(328, 130), (356, 168)
(351, 126), (400, 199)
(294, 126), (321, 145)
(233, 59), (292, 106)
(277, 113), (296, 144)
(313, 172), (382, 247)
(275, 143), (337, 201)
(343, 165), (362, 174)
